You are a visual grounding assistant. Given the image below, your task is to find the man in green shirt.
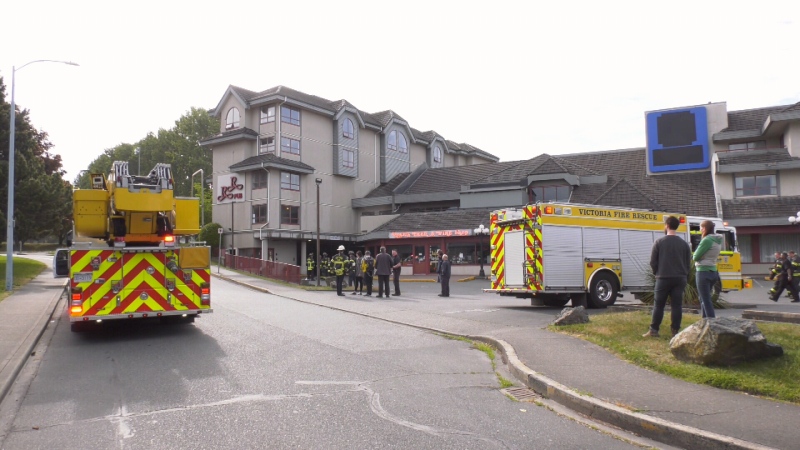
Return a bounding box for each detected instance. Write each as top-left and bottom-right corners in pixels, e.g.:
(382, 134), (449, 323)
(692, 220), (722, 318)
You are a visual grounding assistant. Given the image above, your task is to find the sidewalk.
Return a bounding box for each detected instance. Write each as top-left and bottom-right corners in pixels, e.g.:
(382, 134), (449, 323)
(214, 267), (797, 450)
(0, 272), (66, 406)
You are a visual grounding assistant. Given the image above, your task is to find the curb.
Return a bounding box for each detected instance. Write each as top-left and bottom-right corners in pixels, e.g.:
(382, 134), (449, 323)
(213, 273), (772, 450)
(0, 280), (67, 406)
(400, 279), (437, 283)
(742, 310), (800, 324)
(457, 276), (475, 282)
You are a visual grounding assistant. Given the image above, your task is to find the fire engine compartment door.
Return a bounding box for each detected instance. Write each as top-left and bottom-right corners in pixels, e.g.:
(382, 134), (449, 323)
(504, 230), (526, 286)
(619, 230), (658, 289)
(542, 225), (584, 288)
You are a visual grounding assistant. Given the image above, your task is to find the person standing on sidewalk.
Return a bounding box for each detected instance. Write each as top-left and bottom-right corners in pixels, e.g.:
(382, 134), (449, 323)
(391, 249), (402, 296)
(692, 220), (721, 318)
(331, 246), (348, 296)
(347, 251), (357, 287)
(786, 250), (800, 299)
(362, 251), (374, 296)
(438, 254), (451, 297)
(644, 216), (692, 338)
(375, 247), (392, 298)
(352, 251), (364, 295)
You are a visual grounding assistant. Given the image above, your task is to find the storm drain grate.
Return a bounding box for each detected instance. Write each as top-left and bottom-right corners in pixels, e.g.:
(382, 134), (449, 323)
(502, 387), (540, 402)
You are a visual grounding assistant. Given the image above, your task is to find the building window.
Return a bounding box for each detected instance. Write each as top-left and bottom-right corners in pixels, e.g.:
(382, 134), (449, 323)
(343, 118), (355, 139)
(261, 106), (275, 124)
(280, 172), (300, 191)
(280, 205), (300, 225)
(281, 137), (300, 155)
(259, 136), (275, 154)
(225, 107), (240, 130)
(252, 204), (267, 224)
(388, 130), (408, 153)
(252, 171), (268, 190)
(433, 146), (442, 163)
(728, 141), (766, 151)
(342, 149), (354, 168)
(281, 106), (301, 126)
(530, 185), (571, 202)
(734, 174), (776, 197)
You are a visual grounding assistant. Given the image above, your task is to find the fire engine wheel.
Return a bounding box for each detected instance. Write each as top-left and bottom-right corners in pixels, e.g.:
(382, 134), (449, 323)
(588, 272), (618, 309)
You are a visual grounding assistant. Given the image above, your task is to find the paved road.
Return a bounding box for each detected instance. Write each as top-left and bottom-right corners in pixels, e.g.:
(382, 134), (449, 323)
(0, 276), (638, 449)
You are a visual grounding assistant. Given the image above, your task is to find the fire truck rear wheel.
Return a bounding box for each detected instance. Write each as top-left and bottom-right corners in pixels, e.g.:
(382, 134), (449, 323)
(589, 272), (618, 309)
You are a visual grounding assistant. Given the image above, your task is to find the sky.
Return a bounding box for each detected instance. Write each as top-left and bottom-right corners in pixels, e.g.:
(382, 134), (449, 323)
(3, 1), (800, 183)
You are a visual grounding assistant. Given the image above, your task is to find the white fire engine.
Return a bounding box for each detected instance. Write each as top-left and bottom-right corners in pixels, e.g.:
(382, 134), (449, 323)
(485, 203), (691, 308)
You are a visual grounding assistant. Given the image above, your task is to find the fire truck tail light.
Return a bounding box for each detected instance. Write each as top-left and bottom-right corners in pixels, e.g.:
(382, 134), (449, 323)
(164, 235), (175, 247)
(70, 306), (82, 314)
(201, 282), (211, 304)
(71, 287), (83, 302)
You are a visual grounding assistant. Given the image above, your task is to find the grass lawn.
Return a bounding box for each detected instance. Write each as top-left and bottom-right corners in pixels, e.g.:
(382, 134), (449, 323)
(549, 310), (800, 404)
(0, 256), (47, 302)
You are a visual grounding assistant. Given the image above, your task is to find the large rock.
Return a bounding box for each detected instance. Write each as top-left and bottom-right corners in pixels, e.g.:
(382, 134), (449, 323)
(553, 306), (589, 326)
(670, 317), (783, 366)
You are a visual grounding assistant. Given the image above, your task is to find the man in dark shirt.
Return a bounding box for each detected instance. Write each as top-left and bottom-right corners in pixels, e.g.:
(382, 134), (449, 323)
(374, 246), (393, 298)
(438, 254), (451, 297)
(391, 249), (402, 296)
(644, 216), (692, 338)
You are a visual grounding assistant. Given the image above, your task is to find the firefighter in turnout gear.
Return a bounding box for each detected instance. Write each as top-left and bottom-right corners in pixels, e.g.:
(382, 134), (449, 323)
(331, 245), (349, 296)
(786, 250), (800, 299)
(321, 253), (330, 277)
(306, 253), (315, 280)
(768, 252), (799, 302)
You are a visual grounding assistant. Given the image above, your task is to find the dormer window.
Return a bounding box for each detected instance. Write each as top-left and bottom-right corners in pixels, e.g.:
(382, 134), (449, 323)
(225, 107), (240, 130)
(343, 118), (355, 139)
(388, 130), (408, 153)
(433, 146), (442, 163)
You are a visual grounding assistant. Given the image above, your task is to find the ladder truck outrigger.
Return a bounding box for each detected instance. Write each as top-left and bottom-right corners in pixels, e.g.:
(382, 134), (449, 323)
(55, 161), (212, 331)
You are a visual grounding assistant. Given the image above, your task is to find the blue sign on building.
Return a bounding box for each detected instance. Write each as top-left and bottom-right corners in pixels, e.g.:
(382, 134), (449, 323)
(646, 107), (710, 173)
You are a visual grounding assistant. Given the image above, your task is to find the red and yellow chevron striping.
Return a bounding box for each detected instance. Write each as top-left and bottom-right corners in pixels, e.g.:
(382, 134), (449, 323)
(69, 247), (211, 321)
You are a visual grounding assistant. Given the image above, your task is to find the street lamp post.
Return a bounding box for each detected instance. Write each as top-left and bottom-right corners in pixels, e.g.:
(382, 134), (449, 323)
(191, 169), (205, 228)
(315, 178), (322, 286)
(789, 212), (800, 225)
(473, 224), (490, 278)
(6, 60), (78, 291)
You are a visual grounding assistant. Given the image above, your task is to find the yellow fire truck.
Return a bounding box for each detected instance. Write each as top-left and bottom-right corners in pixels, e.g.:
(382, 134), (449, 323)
(485, 203), (692, 308)
(686, 216), (752, 292)
(55, 161), (212, 331)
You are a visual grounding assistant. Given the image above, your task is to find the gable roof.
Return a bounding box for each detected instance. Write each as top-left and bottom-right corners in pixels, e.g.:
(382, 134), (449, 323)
(371, 208), (495, 233)
(209, 84), (498, 161)
(229, 153), (315, 173)
(721, 196), (800, 221)
(560, 148), (717, 216)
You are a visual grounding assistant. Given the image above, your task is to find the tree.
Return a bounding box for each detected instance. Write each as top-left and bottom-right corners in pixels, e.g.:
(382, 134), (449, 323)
(0, 76), (68, 248)
(198, 222), (222, 248)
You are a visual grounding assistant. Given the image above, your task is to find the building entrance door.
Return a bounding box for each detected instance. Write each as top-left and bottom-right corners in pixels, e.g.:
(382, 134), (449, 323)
(412, 245), (428, 275)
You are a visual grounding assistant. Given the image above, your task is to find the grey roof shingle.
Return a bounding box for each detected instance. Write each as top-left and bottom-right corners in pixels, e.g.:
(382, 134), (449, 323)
(722, 196), (800, 220)
(723, 105), (788, 132)
(229, 154), (314, 172)
(405, 161), (522, 194)
(717, 148), (796, 166)
(560, 148), (717, 216)
(372, 208), (495, 233)
(364, 173), (411, 198)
